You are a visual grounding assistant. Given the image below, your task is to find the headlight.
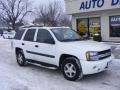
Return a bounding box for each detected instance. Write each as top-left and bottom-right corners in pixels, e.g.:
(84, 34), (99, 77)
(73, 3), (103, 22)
(86, 51), (99, 61)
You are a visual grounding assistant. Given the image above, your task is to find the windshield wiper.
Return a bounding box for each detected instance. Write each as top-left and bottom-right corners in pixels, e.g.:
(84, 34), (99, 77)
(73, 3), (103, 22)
(61, 38), (81, 42)
(73, 39), (82, 41)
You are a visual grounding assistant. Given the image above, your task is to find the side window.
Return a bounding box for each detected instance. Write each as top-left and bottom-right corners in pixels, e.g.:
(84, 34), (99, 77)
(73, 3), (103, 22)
(36, 29), (54, 44)
(24, 29), (36, 41)
(14, 29), (25, 40)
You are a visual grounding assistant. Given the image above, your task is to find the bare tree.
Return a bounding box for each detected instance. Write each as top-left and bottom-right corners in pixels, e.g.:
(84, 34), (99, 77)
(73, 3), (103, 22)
(47, 1), (62, 26)
(33, 5), (49, 26)
(59, 14), (72, 27)
(33, 0), (63, 27)
(0, 0), (32, 30)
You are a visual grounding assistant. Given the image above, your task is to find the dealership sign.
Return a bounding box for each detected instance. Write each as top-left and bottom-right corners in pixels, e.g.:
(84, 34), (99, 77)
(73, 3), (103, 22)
(65, 0), (120, 14)
(79, 0), (120, 11)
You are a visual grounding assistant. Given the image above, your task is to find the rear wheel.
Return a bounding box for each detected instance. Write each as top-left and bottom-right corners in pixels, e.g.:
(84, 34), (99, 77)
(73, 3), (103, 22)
(3, 35), (5, 39)
(62, 57), (83, 81)
(16, 50), (26, 66)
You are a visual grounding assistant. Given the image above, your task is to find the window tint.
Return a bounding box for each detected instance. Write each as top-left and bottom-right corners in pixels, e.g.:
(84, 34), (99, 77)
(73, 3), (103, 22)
(14, 29), (25, 40)
(36, 29), (54, 44)
(24, 29), (36, 41)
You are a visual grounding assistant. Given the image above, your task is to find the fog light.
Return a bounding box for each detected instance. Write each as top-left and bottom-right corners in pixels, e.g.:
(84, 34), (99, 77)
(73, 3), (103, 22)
(93, 66), (97, 69)
(97, 68), (101, 71)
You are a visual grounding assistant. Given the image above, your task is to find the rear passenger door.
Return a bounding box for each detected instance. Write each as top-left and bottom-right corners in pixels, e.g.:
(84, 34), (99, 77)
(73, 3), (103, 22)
(34, 29), (57, 65)
(22, 29), (36, 60)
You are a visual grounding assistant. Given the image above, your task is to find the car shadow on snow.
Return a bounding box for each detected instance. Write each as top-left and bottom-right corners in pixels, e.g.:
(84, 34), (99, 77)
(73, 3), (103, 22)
(79, 70), (112, 83)
(26, 63), (62, 76)
(25, 63), (112, 82)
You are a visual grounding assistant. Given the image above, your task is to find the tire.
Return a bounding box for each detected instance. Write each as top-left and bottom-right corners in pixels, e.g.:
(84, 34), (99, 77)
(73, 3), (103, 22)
(16, 50), (26, 66)
(61, 57), (83, 81)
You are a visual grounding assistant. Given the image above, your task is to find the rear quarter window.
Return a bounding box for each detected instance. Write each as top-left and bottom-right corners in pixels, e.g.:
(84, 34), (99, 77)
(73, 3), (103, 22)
(14, 29), (25, 40)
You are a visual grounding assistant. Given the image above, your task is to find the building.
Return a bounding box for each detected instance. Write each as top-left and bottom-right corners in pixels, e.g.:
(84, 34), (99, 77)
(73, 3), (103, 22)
(65, 0), (120, 42)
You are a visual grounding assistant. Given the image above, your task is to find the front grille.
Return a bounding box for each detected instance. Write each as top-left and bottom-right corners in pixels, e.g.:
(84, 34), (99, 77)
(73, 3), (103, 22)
(98, 49), (111, 60)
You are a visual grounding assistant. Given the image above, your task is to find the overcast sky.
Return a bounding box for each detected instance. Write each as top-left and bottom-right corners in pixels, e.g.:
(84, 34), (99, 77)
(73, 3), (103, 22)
(27, 0), (65, 23)
(31, 0), (65, 8)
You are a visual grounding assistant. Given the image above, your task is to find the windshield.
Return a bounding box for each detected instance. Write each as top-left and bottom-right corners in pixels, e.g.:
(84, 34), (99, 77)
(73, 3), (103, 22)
(51, 28), (82, 42)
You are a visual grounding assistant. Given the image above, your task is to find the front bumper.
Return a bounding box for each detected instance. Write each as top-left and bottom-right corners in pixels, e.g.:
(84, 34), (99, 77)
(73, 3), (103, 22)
(80, 56), (113, 75)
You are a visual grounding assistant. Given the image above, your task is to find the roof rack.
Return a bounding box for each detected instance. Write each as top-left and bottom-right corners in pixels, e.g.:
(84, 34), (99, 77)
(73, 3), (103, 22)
(20, 25), (44, 28)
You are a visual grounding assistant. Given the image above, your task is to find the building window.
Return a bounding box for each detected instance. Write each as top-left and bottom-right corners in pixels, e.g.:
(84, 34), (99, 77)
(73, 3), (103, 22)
(110, 15), (120, 37)
(77, 17), (101, 37)
(77, 18), (89, 37)
(89, 17), (101, 37)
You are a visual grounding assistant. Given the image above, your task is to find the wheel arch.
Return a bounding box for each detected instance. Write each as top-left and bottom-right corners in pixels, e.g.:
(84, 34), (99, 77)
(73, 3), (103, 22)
(59, 54), (80, 69)
(15, 47), (23, 55)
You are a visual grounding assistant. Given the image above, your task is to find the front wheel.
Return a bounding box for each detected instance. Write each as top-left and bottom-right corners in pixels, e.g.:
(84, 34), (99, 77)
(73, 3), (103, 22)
(62, 57), (83, 81)
(16, 50), (26, 66)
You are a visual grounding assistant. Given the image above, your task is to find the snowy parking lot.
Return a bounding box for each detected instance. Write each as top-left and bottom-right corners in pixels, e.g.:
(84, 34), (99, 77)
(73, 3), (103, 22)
(0, 38), (120, 90)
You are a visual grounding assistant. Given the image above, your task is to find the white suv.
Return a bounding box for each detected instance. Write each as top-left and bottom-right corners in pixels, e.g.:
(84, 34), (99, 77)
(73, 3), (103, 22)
(13, 26), (113, 81)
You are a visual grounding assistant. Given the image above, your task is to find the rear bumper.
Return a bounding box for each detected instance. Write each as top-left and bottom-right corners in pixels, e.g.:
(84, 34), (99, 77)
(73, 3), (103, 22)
(80, 56), (113, 75)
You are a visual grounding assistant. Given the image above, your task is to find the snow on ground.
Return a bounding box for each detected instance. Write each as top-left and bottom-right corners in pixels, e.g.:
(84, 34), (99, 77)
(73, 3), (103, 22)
(105, 42), (120, 59)
(0, 38), (120, 90)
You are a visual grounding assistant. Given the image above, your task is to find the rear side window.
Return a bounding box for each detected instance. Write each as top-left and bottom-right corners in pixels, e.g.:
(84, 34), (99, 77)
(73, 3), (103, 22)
(24, 29), (36, 41)
(14, 29), (25, 40)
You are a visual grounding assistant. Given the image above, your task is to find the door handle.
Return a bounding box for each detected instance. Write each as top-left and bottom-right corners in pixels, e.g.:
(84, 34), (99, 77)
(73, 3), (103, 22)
(22, 43), (25, 45)
(35, 45), (39, 48)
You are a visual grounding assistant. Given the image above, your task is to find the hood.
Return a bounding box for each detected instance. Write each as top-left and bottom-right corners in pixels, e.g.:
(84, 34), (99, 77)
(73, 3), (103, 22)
(59, 40), (110, 52)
